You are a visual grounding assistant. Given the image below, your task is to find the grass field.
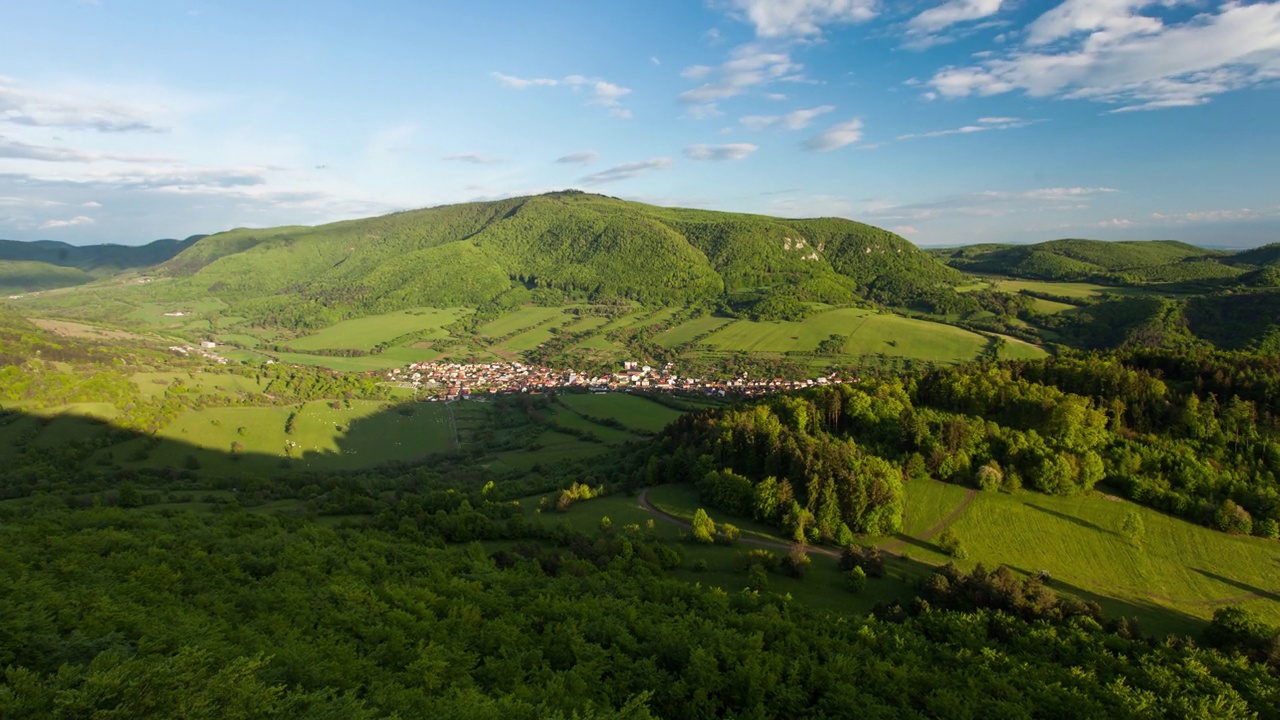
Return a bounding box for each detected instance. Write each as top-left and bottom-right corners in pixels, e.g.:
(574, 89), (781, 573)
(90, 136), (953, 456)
(995, 334), (1052, 360)
(476, 306), (567, 337)
(288, 307), (465, 351)
(109, 399), (456, 474)
(703, 308), (993, 363)
(654, 316), (733, 347)
(131, 371), (269, 398)
(990, 279), (1146, 299)
(579, 477), (1280, 634)
(556, 393), (684, 433)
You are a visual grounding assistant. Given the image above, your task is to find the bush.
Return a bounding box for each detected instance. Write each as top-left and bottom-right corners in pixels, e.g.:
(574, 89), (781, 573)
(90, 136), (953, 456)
(691, 508), (717, 544)
(847, 566), (868, 594)
(937, 528), (967, 559)
(782, 544), (811, 579)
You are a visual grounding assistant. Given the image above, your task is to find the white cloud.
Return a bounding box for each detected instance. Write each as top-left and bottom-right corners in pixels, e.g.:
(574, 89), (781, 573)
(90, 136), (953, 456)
(1151, 206), (1279, 224)
(0, 76), (200, 133)
(679, 44), (804, 106)
(651, 56), (661, 65)
(741, 104), (834, 130)
(0, 135), (175, 163)
(927, 1), (1280, 111)
(610, 108), (634, 120)
(442, 153), (503, 164)
(765, 92), (788, 101)
(40, 215), (94, 229)
(803, 118), (864, 151)
(724, 0), (879, 38)
(909, 0), (1005, 34)
(555, 150), (600, 165)
(580, 157), (674, 184)
(860, 186), (1119, 223)
(688, 103), (724, 120)
(491, 72), (559, 88)
(82, 200), (101, 207)
(897, 116), (1032, 139)
(683, 143), (759, 160)
(492, 71), (632, 109)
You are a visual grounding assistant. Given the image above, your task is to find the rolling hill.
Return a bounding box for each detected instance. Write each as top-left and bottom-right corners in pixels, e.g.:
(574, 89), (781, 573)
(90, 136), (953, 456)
(0, 235), (204, 293)
(149, 191), (963, 328)
(931, 238), (1247, 284)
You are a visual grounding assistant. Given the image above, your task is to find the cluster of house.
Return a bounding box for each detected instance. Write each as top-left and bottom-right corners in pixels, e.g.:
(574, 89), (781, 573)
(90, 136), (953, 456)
(168, 341), (230, 364)
(380, 360), (852, 401)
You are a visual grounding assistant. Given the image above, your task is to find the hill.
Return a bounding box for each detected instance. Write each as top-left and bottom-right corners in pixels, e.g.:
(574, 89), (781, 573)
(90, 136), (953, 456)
(932, 238), (1244, 284)
(150, 191), (961, 328)
(0, 235), (204, 293)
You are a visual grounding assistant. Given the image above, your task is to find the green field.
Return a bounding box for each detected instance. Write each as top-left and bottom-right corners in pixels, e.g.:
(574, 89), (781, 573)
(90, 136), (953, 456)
(592, 477), (1280, 634)
(703, 308), (995, 363)
(654, 315), (733, 347)
(288, 307), (465, 351)
(111, 400), (456, 474)
(990, 279), (1145, 299)
(556, 393), (685, 433)
(131, 371), (269, 398)
(994, 334), (1052, 360)
(476, 306), (567, 337)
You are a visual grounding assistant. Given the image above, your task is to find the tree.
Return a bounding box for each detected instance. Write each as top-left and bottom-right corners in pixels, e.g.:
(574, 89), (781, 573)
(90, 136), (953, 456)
(847, 566), (868, 594)
(937, 528), (967, 559)
(976, 460), (1003, 492)
(691, 508), (716, 544)
(1120, 510), (1145, 548)
(782, 544), (811, 579)
(1215, 499), (1254, 535)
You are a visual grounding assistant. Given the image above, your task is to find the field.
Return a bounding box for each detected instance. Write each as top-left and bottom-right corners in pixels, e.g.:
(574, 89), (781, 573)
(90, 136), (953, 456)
(989, 279), (1147, 299)
(476, 306), (568, 337)
(555, 392), (685, 433)
(702, 308), (1002, 363)
(288, 307), (465, 351)
(535, 477), (1280, 634)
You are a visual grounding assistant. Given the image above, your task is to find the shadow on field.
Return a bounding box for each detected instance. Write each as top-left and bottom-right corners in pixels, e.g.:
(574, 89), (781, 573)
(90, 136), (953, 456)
(1192, 568), (1280, 604)
(1023, 502), (1116, 536)
(1006, 564), (1205, 637)
(0, 394), (612, 499)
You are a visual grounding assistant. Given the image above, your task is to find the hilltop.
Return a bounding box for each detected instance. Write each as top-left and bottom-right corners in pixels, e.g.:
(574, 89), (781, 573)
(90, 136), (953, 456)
(149, 191), (961, 328)
(930, 238), (1257, 284)
(0, 236), (202, 294)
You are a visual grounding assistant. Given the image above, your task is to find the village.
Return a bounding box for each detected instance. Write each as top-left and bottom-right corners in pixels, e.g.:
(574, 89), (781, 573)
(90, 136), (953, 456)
(379, 360), (853, 401)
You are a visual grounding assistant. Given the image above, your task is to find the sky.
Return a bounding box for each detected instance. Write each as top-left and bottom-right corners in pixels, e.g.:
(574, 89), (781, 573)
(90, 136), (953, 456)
(1, 0), (1278, 247)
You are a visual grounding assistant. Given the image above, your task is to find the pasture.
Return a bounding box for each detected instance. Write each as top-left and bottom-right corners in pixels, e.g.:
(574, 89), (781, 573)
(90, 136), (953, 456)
(476, 306), (567, 337)
(703, 308), (996, 363)
(288, 307), (464, 351)
(555, 392), (684, 434)
(118, 399), (457, 474)
(597, 477), (1280, 634)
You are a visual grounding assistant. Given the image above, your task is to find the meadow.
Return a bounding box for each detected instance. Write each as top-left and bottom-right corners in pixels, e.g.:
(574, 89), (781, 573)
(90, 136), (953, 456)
(701, 307), (1007, 363)
(287, 307), (465, 351)
(542, 477), (1280, 635)
(555, 392), (685, 434)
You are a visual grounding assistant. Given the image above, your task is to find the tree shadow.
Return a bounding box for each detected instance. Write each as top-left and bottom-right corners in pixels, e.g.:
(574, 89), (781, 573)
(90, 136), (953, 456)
(1005, 564), (1205, 638)
(1191, 568), (1280, 604)
(1023, 502), (1115, 536)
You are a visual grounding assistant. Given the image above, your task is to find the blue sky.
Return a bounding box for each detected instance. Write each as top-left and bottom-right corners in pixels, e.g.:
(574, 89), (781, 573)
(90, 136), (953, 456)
(1, 0), (1278, 247)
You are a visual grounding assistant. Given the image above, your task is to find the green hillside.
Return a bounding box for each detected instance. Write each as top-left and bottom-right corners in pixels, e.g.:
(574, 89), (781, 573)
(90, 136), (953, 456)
(0, 260), (95, 294)
(149, 191), (960, 329)
(0, 236), (201, 275)
(933, 238), (1242, 284)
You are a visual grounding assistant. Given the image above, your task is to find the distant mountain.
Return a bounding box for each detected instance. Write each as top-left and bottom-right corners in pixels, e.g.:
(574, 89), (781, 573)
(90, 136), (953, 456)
(153, 191), (962, 328)
(929, 239), (1248, 284)
(0, 235), (204, 274)
(0, 235), (205, 293)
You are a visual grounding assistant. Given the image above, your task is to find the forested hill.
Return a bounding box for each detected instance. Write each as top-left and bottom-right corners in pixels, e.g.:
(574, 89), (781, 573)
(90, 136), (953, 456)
(153, 191), (962, 328)
(0, 236), (202, 274)
(930, 238), (1278, 284)
(0, 236), (204, 294)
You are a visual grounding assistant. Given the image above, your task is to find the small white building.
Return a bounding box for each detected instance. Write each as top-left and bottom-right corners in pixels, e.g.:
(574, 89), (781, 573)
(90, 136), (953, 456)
(200, 341), (217, 349)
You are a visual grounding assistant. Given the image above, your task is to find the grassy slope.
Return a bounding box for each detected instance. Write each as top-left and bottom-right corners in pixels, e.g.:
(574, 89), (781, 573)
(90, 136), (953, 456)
(555, 479), (1280, 635)
(0, 260), (96, 294)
